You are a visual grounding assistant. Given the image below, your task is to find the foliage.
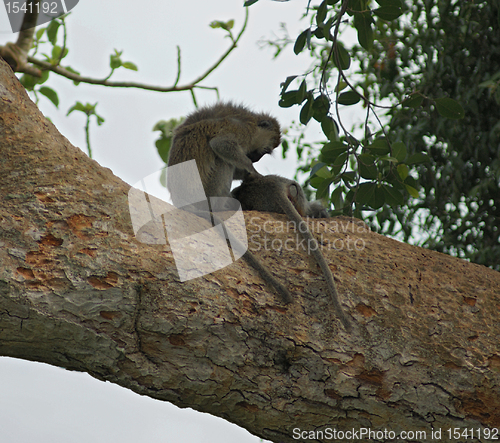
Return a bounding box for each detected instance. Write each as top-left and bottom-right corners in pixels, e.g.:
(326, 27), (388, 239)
(18, 14), (133, 157)
(11, 11), (248, 158)
(153, 118), (185, 163)
(254, 0), (499, 270)
(67, 102), (105, 158)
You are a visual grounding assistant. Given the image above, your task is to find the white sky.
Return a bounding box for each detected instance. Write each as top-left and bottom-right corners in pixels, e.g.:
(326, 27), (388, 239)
(0, 1), (352, 442)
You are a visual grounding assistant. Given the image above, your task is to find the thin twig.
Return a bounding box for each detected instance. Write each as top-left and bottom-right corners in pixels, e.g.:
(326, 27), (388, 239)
(26, 8), (249, 93)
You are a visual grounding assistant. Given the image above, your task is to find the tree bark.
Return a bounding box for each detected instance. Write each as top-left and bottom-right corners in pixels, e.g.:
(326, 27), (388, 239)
(1, 58), (499, 442)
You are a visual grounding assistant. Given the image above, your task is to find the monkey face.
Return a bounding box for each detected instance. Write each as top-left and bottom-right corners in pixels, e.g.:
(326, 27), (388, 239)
(247, 147), (272, 162)
(247, 117), (281, 163)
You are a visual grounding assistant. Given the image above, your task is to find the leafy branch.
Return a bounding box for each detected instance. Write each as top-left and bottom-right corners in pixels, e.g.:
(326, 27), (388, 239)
(256, 0), (464, 219)
(5, 8), (249, 157)
(25, 9), (248, 97)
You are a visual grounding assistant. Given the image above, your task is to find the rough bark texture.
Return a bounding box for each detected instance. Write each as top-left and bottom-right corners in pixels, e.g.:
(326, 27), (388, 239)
(1, 59), (500, 442)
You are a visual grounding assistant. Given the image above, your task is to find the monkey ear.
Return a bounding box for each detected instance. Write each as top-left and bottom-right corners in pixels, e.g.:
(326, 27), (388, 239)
(289, 183), (299, 198)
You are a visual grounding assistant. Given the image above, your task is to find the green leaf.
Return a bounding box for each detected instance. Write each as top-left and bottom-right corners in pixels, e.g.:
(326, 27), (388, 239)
(479, 71), (500, 88)
(20, 74), (38, 90)
(373, 6), (403, 21)
(122, 61), (138, 71)
(310, 162), (328, 178)
(244, 0), (259, 6)
(300, 97), (314, 124)
(392, 141), (407, 162)
(96, 115), (105, 126)
(406, 153), (430, 165)
(39, 70), (50, 85)
(316, 176), (334, 199)
(310, 176), (323, 189)
(338, 90), (360, 105)
(341, 171), (356, 184)
(279, 90), (298, 108)
(67, 101), (88, 116)
(403, 93), (424, 108)
(209, 21), (222, 29)
(435, 97), (465, 119)
(321, 141), (348, 163)
(366, 139), (390, 155)
(356, 182), (377, 206)
(348, 0), (362, 13)
(405, 184), (420, 198)
(316, 0), (328, 27)
(297, 80), (308, 103)
(333, 42), (351, 70)
(280, 75), (298, 93)
(294, 29), (309, 55)
(155, 137), (171, 163)
(311, 162), (331, 179)
(330, 152), (348, 176)
(38, 87), (59, 108)
(330, 185), (343, 210)
(358, 154), (378, 180)
(281, 139), (289, 157)
(354, 11), (374, 50)
(321, 117), (339, 141)
(51, 45), (68, 61)
(46, 21), (60, 45)
(397, 164), (409, 180)
(382, 184), (405, 206)
(36, 27), (46, 41)
(335, 81), (348, 92)
(321, 16), (335, 41)
(110, 51), (122, 69)
(312, 94), (330, 121)
(159, 167), (167, 188)
(375, 0), (402, 7)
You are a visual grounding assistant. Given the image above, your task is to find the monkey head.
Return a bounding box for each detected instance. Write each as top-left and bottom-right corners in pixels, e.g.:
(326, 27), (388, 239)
(246, 117), (282, 162)
(232, 174), (329, 219)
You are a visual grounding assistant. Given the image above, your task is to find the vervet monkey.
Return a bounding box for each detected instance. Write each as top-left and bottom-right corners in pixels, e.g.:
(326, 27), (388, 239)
(167, 102), (281, 206)
(232, 174), (352, 332)
(166, 102), (292, 304)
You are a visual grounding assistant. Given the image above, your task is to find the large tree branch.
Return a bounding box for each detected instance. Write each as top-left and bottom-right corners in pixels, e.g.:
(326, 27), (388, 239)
(0, 59), (499, 442)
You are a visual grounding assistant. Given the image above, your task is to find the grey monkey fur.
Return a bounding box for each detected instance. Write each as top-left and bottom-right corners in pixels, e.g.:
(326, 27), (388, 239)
(167, 102), (281, 205)
(166, 102), (292, 304)
(232, 174), (352, 332)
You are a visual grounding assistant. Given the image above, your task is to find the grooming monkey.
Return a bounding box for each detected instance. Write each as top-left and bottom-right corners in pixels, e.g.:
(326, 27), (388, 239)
(167, 102), (281, 205)
(232, 174), (352, 332)
(166, 102), (292, 303)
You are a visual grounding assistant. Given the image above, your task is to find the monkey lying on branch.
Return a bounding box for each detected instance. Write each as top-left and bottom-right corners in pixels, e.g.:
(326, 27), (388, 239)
(233, 174), (352, 332)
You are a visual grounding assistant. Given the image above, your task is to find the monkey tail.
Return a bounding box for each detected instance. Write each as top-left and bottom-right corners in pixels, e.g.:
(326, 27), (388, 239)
(241, 251), (293, 304)
(281, 204), (353, 332)
(210, 211), (293, 305)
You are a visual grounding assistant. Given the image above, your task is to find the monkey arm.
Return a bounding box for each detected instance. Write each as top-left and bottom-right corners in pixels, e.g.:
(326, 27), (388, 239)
(307, 201), (330, 218)
(209, 135), (257, 175)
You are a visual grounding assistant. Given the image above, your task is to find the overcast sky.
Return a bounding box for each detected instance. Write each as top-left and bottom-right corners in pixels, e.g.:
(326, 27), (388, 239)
(0, 1), (358, 442)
